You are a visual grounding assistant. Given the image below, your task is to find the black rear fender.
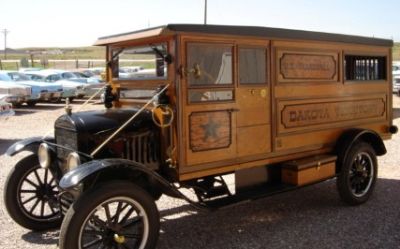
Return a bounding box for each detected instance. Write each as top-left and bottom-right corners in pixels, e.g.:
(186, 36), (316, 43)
(335, 129), (386, 172)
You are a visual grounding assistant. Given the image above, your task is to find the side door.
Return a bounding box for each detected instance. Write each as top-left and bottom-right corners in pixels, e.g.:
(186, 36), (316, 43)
(181, 40), (238, 171)
(236, 44), (271, 159)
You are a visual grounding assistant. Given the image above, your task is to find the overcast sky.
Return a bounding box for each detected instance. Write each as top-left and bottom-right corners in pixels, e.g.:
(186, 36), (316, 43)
(0, 0), (399, 48)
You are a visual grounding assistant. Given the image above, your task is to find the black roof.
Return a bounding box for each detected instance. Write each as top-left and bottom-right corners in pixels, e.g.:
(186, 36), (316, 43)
(96, 24), (393, 47)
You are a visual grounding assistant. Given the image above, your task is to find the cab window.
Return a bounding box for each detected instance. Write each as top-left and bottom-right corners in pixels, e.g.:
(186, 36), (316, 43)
(239, 48), (267, 84)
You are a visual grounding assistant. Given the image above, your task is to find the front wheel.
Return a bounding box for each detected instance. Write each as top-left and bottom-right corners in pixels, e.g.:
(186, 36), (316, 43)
(59, 181), (160, 249)
(3, 154), (62, 230)
(337, 142), (377, 205)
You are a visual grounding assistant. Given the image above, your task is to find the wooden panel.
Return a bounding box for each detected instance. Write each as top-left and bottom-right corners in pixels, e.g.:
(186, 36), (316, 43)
(277, 95), (387, 134)
(189, 111), (231, 152)
(280, 53), (336, 80)
(276, 49), (339, 83)
(236, 87), (269, 127)
(275, 123), (388, 152)
(185, 110), (237, 166)
(237, 125), (271, 157)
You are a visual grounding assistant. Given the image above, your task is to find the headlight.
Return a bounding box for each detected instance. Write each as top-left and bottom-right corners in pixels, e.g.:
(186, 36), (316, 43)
(38, 143), (51, 168)
(67, 152), (81, 170)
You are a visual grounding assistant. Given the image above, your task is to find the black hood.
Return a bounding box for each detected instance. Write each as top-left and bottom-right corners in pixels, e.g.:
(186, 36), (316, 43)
(55, 108), (154, 134)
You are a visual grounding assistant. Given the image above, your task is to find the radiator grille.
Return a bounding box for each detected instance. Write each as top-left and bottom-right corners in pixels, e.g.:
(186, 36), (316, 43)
(124, 131), (159, 168)
(55, 128), (78, 160)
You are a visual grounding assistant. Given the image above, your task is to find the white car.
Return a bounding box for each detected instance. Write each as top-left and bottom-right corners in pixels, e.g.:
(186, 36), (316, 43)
(0, 74), (32, 106)
(0, 95), (14, 118)
(393, 62), (400, 93)
(25, 70), (86, 100)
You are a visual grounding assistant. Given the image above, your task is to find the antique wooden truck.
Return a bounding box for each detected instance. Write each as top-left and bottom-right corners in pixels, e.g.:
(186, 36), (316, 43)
(4, 24), (396, 249)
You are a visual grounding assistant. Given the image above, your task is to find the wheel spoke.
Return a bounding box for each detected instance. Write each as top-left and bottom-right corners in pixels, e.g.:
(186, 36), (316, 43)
(29, 199), (41, 213)
(22, 195), (37, 205)
(113, 202), (123, 224)
(91, 216), (108, 229)
(121, 233), (141, 239)
(119, 207), (135, 225)
(33, 169), (43, 186)
(43, 169), (49, 184)
(103, 203), (112, 225)
(40, 200), (45, 217)
(82, 237), (103, 248)
(24, 178), (39, 188)
(83, 229), (104, 237)
(20, 189), (37, 193)
(122, 216), (142, 229)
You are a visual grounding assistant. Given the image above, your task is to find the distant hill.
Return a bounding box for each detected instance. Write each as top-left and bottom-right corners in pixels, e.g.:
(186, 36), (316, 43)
(0, 46), (105, 60)
(1, 43), (400, 60)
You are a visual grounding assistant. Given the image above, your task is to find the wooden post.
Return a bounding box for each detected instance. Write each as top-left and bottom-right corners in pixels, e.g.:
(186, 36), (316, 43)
(16, 62), (19, 70)
(0, 59), (2, 70)
(30, 54), (34, 67)
(76, 59), (79, 69)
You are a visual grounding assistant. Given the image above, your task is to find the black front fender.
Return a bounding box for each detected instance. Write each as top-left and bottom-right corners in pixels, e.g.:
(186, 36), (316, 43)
(59, 159), (209, 211)
(6, 137), (54, 156)
(59, 159), (160, 190)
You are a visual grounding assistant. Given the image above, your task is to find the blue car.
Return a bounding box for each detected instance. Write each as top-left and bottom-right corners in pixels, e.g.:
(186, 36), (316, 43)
(1, 71), (63, 106)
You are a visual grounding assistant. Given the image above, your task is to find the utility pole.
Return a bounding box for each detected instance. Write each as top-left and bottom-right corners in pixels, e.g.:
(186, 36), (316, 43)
(1, 29), (10, 60)
(204, 0), (207, 25)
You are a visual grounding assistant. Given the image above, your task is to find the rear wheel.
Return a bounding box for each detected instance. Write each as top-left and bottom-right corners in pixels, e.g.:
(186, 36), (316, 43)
(337, 142), (377, 205)
(59, 181), (160, 249)
(3, 154), (62, 230)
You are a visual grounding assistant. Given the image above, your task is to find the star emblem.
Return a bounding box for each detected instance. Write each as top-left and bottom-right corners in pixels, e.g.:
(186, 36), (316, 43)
(200, 118), (220, 141)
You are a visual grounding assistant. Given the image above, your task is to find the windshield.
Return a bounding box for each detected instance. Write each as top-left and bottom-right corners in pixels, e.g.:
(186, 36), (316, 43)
(0, 74), (12, 82)
(111, 44), (168, 80)
(8, 72), (31, 81)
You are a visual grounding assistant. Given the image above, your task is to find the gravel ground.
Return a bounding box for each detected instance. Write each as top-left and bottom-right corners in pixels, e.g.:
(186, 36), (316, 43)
(0, 99), (399, 249)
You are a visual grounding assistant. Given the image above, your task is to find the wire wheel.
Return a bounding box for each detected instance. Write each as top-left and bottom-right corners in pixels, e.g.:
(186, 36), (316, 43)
(17, 166), (60, 221)
(337, 142), (377, 205)
(79, 197), (149, 249)
(59, 181), (160, 249)
(4, 154), (62, 230)
(348, 152), (374, 197)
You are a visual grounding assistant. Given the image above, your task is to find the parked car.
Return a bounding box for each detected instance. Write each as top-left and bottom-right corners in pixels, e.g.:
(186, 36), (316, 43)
(46, 69), (105, 98)
(393, 74), (400, 95)
(0, 75), (32, 106)
(0, 95), (14, 118)
(24, 70), (85, 101)
(2, 71), (63, 106)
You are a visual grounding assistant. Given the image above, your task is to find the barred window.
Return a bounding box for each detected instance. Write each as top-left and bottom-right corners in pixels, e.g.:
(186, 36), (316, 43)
(344, 55), (386, 81)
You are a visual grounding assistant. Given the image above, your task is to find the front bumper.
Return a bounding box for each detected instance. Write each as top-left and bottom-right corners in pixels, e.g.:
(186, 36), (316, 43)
(61, 89), (76, 98)
(5, 95), (28, 105)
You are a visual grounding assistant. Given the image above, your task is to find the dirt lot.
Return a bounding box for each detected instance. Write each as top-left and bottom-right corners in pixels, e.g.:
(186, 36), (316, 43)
(0, 99), (399, 249)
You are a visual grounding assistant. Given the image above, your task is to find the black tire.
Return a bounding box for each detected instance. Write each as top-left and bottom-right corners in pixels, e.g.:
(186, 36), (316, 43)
(337, 142), (377, 205)
(59, 181), (160, 249)
(3, 154), (62, 230)
(26, 101), (37, 107)
(67, 97), (75, 103)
